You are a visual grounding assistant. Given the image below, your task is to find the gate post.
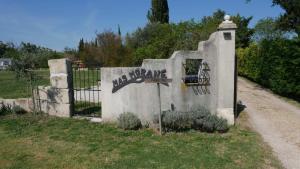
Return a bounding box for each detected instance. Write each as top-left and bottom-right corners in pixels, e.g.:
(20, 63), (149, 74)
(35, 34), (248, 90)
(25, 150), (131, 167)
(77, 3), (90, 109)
(216, 15), (237, 125)
(47, 58), (74, 117)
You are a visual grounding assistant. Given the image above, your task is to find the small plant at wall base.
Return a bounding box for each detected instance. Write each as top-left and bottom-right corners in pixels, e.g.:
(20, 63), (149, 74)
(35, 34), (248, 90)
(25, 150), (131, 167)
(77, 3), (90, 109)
(12, 105), (27, 115)
(0, 104), (12, 116)
(118, 112), (142, 130)
(0, 104), (27, 116)
(154, 107), (229, 133)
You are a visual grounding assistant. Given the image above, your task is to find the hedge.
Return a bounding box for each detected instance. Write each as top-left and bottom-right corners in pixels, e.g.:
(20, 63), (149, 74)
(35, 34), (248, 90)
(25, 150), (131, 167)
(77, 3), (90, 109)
(237, 38), (300, 101)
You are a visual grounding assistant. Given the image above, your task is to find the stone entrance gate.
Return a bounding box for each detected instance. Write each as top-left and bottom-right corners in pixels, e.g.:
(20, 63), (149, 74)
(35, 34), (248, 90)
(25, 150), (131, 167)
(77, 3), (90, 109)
(9, 17), (237, 126)
(101, 16), (237, 125)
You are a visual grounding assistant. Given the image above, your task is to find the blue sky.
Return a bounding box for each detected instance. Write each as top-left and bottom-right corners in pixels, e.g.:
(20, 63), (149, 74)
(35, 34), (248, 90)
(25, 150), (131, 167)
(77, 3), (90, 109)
(0, 0), (283, 51)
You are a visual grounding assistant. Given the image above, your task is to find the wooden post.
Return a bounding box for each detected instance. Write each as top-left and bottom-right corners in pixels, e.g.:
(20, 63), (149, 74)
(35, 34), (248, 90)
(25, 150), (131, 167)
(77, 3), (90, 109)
(157, 83), (162, 135)
(145, 78), (172, 136)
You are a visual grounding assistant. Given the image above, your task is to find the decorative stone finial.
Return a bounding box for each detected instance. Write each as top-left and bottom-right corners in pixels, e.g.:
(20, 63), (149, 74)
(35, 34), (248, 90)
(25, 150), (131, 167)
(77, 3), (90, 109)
(224, 15), (230, 21)
(218, 14), (237, 30)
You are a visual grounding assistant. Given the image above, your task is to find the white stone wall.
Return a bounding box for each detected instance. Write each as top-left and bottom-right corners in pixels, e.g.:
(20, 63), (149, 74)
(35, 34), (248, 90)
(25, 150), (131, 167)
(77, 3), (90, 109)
(101, 19), (237, 125)
(0, 98), (33, 112)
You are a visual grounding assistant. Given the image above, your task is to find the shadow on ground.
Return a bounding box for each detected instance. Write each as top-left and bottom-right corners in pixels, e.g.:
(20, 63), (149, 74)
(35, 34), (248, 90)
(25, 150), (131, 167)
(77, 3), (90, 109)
(235, 100), (247, 118)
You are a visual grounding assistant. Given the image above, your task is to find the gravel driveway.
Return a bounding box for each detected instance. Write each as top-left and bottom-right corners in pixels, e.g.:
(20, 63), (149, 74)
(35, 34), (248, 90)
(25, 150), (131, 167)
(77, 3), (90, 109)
(238, 77), (300, 169)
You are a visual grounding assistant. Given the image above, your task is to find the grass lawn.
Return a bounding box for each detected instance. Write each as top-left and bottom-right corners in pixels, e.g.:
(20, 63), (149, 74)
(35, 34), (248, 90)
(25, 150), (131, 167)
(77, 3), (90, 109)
(0, 70), (50, 99)
(0, 70), (100, 99)
(0, 112), (282, 169)
(74, 101), (101, 117)
(73, 68), (101, 90)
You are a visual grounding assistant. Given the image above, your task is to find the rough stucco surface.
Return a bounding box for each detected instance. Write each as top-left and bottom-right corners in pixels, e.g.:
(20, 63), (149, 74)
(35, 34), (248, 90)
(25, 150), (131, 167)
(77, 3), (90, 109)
(0, 98), (33, 112)
(101, 24), (236, 125)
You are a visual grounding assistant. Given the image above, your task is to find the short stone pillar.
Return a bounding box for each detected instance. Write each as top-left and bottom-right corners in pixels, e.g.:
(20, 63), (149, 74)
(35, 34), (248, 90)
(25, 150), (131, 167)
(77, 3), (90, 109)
(46, 58), (74, 117)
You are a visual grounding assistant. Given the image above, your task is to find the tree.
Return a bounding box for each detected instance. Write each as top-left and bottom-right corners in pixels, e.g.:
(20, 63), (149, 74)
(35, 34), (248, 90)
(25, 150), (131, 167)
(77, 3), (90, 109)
(253, 17), (286, 42)
(78, 38), (85, 52)
(0, 41), (16, 58)
(201, 10), (253, 48)
(200, 10), (226, 40)
(118, 24), (122, 37)
(95, 31), (124, 66)
(201, 9), (225, 25)
(125, 23), (176, 65)
(272, 0), (300, 35)
(78, 38), (86, 61)
(147, 0), (169, 24)
(232, 14), (254, 48)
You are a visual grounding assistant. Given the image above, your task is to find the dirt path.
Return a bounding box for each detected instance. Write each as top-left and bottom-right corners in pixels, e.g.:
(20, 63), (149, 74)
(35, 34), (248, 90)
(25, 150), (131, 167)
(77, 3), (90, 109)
(238, 77), (300, 169)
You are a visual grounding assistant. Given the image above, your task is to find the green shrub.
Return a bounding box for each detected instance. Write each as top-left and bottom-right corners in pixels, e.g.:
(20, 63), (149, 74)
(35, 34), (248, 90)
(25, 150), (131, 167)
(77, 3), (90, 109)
(190, 107), (211, 130)
(213, 116), (229, 133)
(118, 112), (142, 130)
(0, 104), (12, 116)
(155, 107), (229, 133)
(202, 115), (218, 133)
(12, 105), (27, 115)
(237, 38), (300, 101)
(161, 110), (192, 131)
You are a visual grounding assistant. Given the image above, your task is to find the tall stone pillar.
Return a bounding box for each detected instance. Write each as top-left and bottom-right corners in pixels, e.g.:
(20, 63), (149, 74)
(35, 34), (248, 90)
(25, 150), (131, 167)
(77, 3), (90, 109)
(213, 15), (237, 125)
(47, 58), (74, 117)
(216, 15), (237, 125)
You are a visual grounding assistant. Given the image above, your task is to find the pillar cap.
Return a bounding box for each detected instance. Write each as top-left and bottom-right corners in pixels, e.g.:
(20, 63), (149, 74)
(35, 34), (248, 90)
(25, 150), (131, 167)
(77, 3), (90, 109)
(218, 15), (237, 30)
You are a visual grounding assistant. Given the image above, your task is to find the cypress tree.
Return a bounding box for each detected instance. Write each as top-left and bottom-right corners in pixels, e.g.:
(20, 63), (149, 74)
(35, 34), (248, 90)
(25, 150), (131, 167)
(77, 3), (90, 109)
(147, 0), (169, 24)
(78, 38), (85, 52)
(94, 38), (98, 47)
(118, 24), (122, 37)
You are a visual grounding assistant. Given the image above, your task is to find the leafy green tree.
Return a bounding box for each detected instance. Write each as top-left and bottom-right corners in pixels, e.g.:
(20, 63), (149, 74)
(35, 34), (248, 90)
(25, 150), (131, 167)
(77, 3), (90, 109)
(63, 47), (78, 60)
(0, 41), (17, 58)
(253, 17), (287, 41)
(147, 0), (169, 24)
(200, 10), (253, 48)
(272, 0), (300, 35)
(19, 42), (38, 53)
(125, 23), (176, 65)
(237, 38), (300, 101)
(78, 30), (130, 67)
(125, 9), (254, 66)
(232, 14), (254, 48)
(200, 10), (225, 40)
(201, 9), (225, 25)
(6, 42), (63, 75)
(0, 41), (9, 57)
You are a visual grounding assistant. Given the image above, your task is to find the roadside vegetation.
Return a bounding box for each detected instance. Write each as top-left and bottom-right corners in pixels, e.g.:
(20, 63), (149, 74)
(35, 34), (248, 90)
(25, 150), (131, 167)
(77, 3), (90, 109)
(0, 70), (50, 99)
(237, 19), (300, 101)
(0, 111), (283, 169)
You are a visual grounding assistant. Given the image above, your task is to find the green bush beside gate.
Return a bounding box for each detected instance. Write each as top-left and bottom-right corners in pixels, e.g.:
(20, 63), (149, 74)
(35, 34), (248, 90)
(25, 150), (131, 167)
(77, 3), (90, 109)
(237, 38), (300, 101)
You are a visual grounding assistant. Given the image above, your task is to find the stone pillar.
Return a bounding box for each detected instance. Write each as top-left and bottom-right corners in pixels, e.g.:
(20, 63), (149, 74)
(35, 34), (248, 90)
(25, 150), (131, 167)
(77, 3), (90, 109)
(216, 15), (237, 125)
(47, 58), (74, 117)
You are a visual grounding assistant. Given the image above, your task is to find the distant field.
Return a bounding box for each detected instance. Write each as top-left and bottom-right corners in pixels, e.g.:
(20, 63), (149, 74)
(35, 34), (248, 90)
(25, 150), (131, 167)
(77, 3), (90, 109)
(0, 70), (50, 99)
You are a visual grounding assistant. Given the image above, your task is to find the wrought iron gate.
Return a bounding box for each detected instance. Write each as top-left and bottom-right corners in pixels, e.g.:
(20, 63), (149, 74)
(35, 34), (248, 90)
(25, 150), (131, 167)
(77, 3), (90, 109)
(27, 69), (50, 113)
(72, 64), (101, 117)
